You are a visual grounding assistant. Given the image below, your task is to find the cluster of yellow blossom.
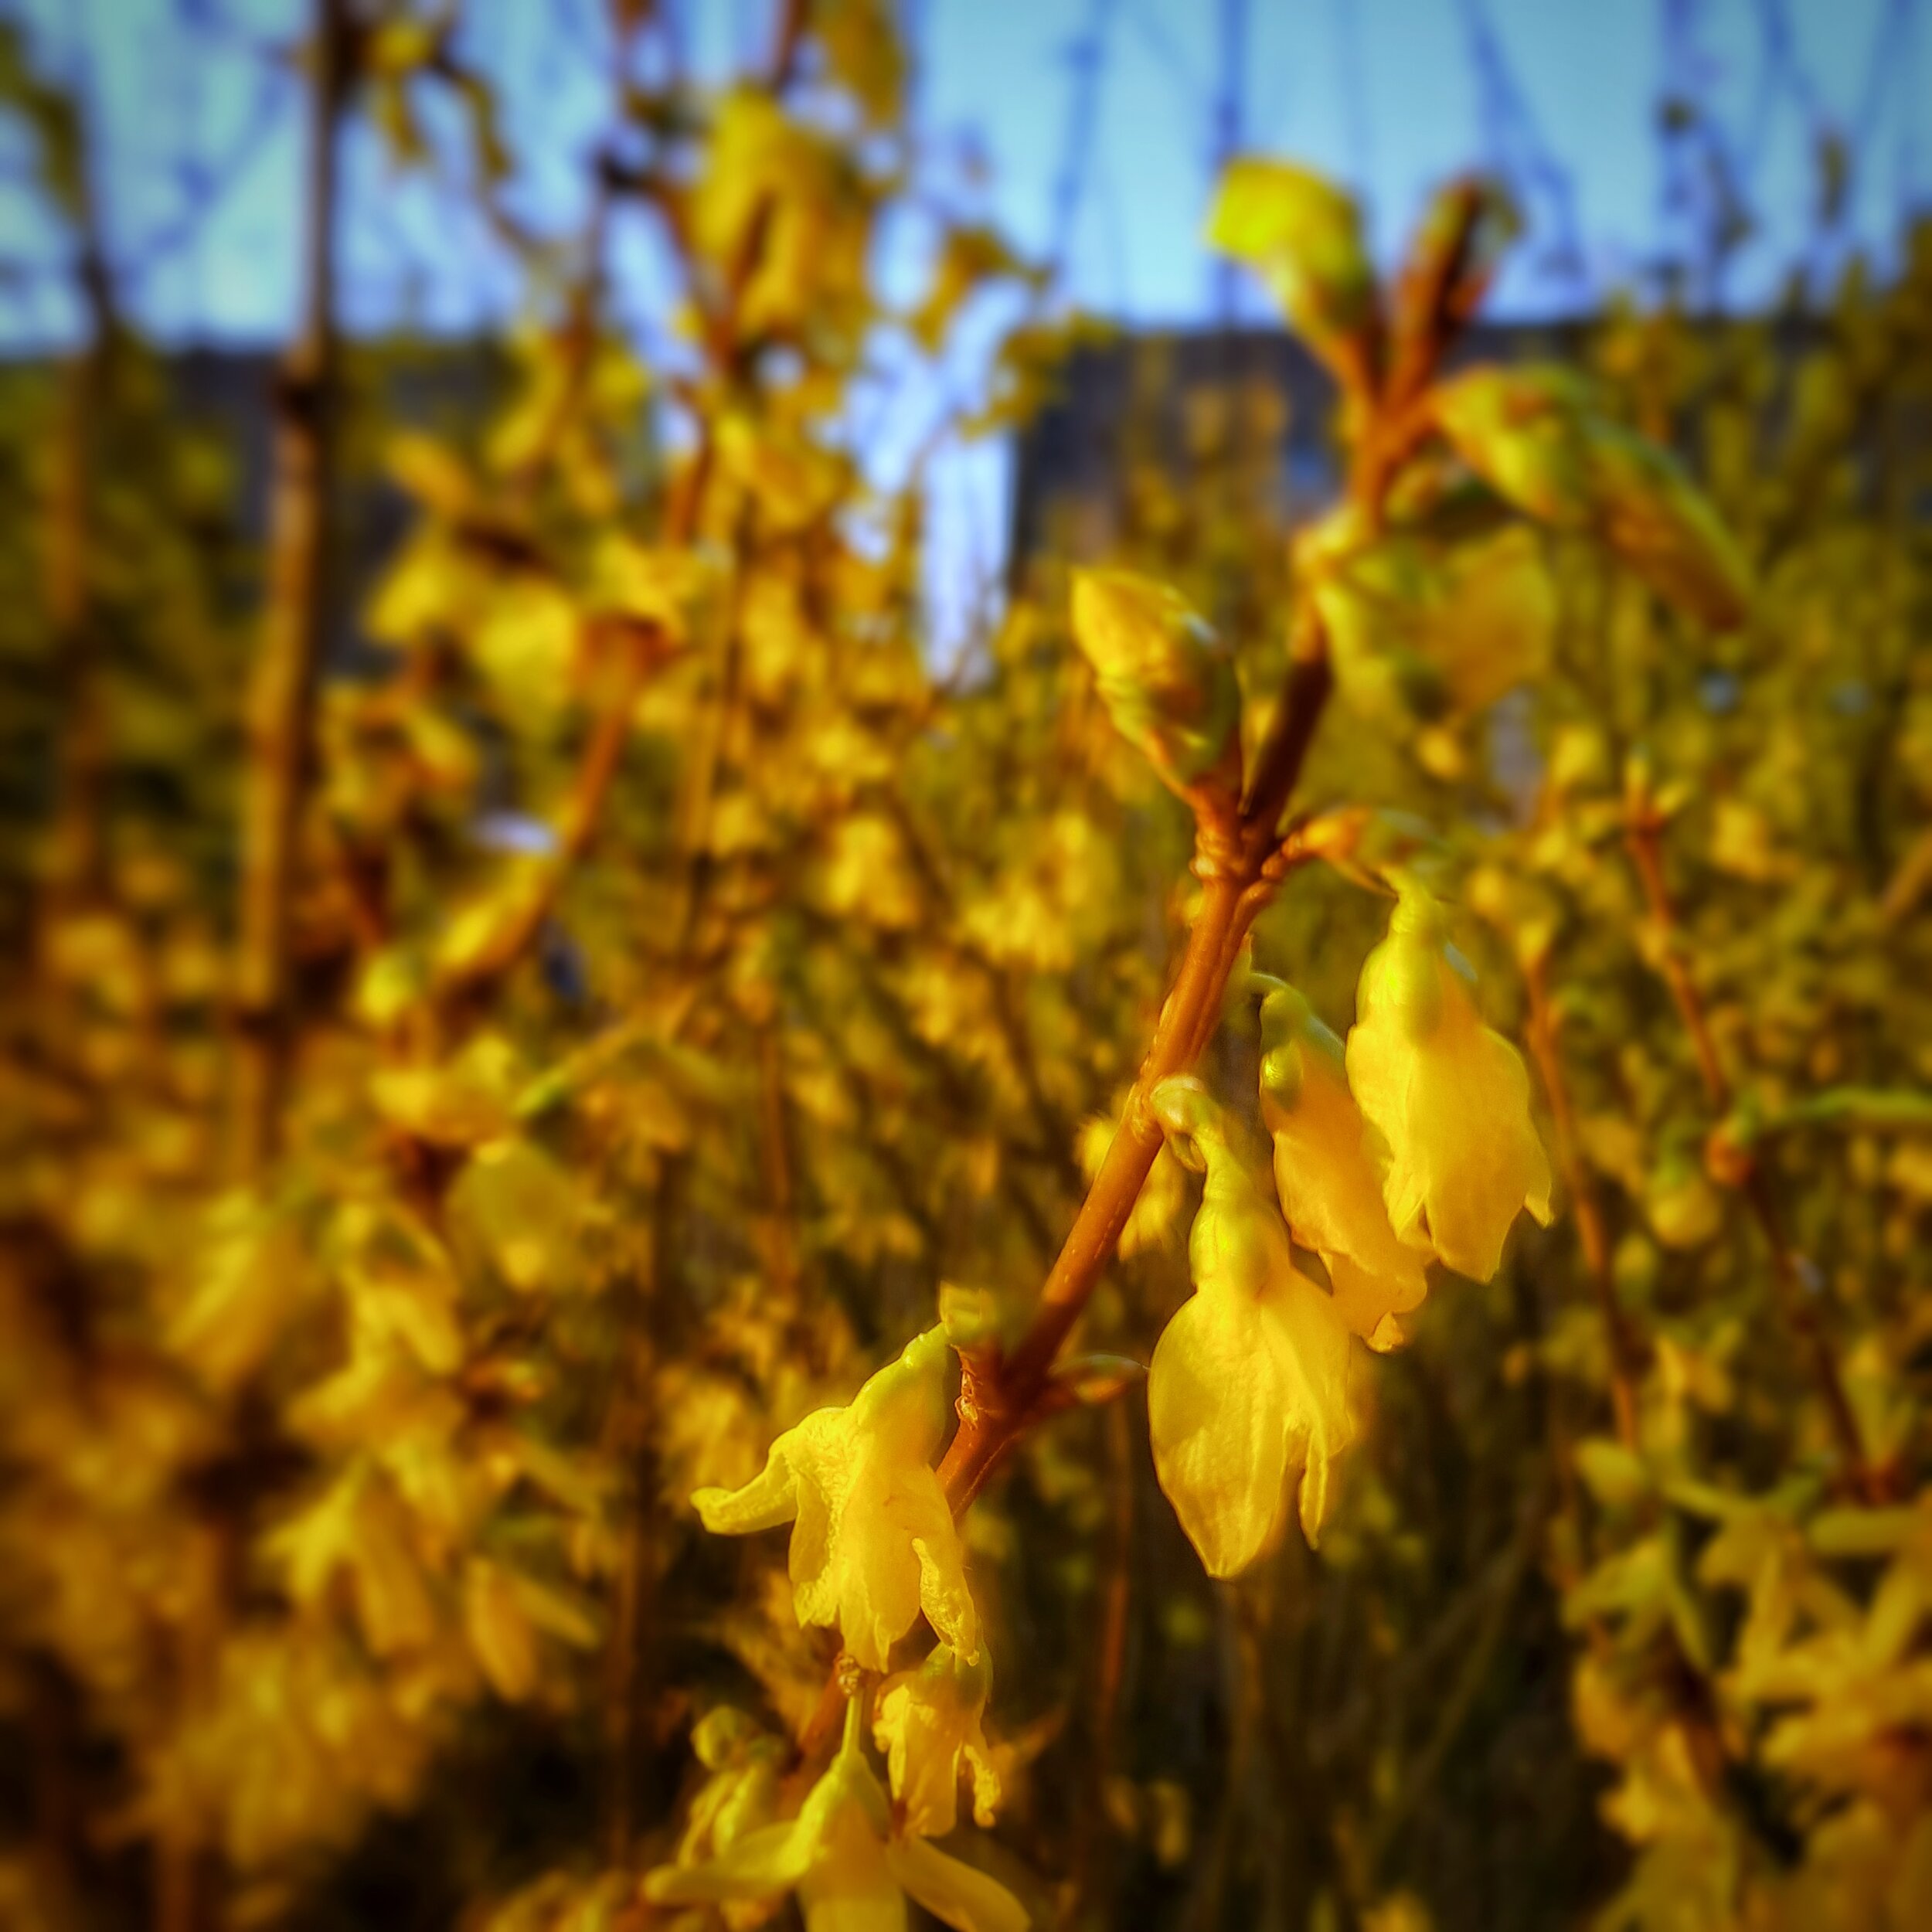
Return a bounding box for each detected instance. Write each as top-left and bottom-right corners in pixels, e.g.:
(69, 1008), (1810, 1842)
(655, 1330), (1022, 1930)
(646, 1699), (1022, 1930)
(657, 880), (1551, 1920)
(1146, 883), (1551, 1577)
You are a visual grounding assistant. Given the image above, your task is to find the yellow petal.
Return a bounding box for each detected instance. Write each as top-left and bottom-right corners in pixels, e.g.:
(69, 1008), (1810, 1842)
(875, 1645), (999, 1838)
(794, 1452), (972, 1672)
(900, 1492), (979, 1663)
(849, 1327), (955, 1468)
(1150, 1290), (1294, 1576)
(800, 1799), (905, 1932)
(644, 1818), (815, 1905)
(1148, 1080), (1357, 1575)
(885, 1836), (1030, 1932)
(1400, 993), (1553, 1281)
(802, 1457), (917, 1671)
(1346, 889), (1553, 1282)
(1327, 1255), (1415, 1353)
(1260, 986), (1428, 1347)
(695, 1332), (965, 1671)
(652, 1734), (894, 1914)
(1148, 1269), (1355, 1573)
(693, 1406), (836, 1534)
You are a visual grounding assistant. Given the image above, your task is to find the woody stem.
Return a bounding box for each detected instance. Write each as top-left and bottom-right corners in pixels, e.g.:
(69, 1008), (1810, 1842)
(938, 641), (1335, 1513)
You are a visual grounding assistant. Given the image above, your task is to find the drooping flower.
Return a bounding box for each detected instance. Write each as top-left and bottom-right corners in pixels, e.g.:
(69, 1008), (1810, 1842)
(1258, 982), (1428, 1351)
(644, 1701), (1028, 1932)
(673, 1708), (787, 1869)
(1344, 886), (1553, 1282)
(691, 1328), (976, 1671)
(875, 1642), (1000, 1838)
(1146, 1077), (1355, 1577)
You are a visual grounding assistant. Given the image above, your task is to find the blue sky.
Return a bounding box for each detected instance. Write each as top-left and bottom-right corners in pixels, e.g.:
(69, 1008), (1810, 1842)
(4, 0), (1922, 343)
(0, 0), (1924, 641)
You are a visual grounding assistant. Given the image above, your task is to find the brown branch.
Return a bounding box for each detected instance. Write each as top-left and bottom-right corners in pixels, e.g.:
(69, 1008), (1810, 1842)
(879, 788), (1083, 1191)
(32, 36), (124, 1014)
(1240, 618), (1336, 845)
(229, 0), (349, 1179)
(1879, 822), (1932, 927)
(432, 621), (665, 1019)
(756, 1019), (801, 1304)
(602, 0), (818, 1832)
(936, 644), (1338, 1511)
(43, 343), (110, 910)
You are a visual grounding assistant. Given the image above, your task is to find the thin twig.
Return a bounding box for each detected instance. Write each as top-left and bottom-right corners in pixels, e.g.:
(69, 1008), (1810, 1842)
(230, 0), (349, 1179)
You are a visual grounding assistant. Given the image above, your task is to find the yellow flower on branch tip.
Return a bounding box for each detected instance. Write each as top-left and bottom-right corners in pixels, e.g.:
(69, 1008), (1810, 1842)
(1258, 982), (1428, 1352)
(876, 1642), (1000, 1838)
(691, 1327), (978, 1672)
(1146, 1077), (1355, 1577)
(645, 1705), (1029, 1932)
(1344, 886), (1553, 1283)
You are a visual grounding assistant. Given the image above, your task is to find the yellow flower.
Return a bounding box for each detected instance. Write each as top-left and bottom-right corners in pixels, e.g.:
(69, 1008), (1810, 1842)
(1344, 886), (1553, 1282)
(1258, 982), (1428, 1352)
(1146, 1078), (1355, 1577)
(674, 1708), (786, 1867)
(875, 1643), (1000, 1838)
(645, 1705), (1028, 1932)
(692, 1328), (976, 1672)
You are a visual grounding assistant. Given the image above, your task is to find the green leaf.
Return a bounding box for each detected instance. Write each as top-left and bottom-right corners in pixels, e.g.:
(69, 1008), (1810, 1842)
(1433, 366), (1753, 628)
(1207, 158), (1375, 369)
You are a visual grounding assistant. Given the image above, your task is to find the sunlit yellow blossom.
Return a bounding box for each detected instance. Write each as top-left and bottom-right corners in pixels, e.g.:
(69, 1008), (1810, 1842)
(875, 1642), (1000, 1837)
(1344, 887), (1553, 1282)
(1146, 1078), (1355, 1577)
(1258, 982), (1427, 1351)
(645, 1704), (1027, 1932)
(692, 1328), (977, 1671)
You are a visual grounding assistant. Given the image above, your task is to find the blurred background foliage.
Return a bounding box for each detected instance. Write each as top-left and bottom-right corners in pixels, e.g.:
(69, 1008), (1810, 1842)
(1, 3), (1930, 1930)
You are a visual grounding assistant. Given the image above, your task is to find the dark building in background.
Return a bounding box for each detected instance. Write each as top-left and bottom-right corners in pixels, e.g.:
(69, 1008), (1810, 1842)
(1005, 320), (1597, 573)
(166, 342), (516, 672)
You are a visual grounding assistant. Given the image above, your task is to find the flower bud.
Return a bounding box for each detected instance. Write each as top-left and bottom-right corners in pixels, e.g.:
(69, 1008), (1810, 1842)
(1070, 570), (1240, 794)
(1433, 366), (1597, 528)
(1434, 366), (1752, 630)
(1345, 886), (1553, 1281)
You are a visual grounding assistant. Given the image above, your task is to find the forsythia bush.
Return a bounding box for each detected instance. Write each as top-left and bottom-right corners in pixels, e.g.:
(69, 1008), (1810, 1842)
(1, 9), (1929, 1932)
